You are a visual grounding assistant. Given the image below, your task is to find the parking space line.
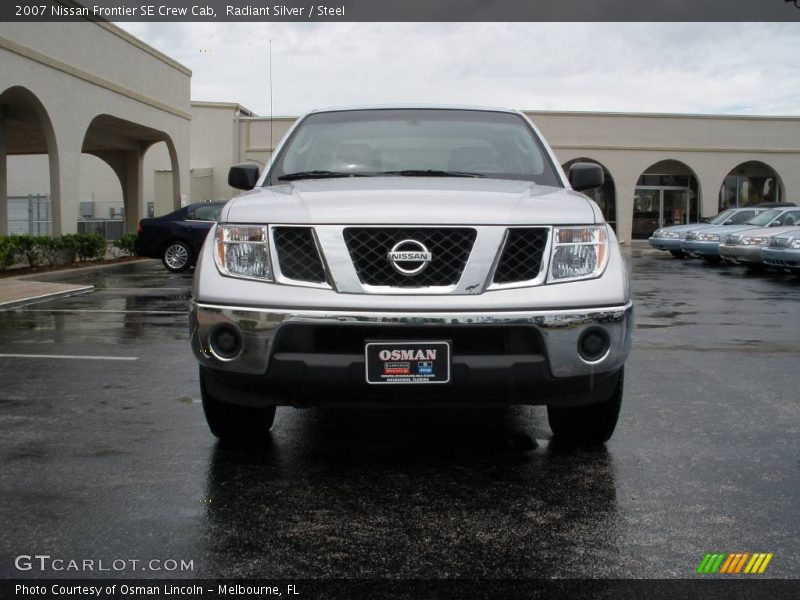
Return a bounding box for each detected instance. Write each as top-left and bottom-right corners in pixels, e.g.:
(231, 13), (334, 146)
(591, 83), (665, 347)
(0, 353), (138, 361)
(98, 287), (189, 291)
(13, 309), (186, 315)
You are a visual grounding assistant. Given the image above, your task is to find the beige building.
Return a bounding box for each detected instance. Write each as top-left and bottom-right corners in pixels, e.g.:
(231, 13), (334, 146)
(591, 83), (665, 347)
(219, 110), (799, 244)
(0, 21), (191, 235)
(3, 21), (799, 244)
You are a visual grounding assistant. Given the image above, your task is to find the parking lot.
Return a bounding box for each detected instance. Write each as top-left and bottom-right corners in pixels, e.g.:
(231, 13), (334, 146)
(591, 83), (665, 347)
(0, 247), (798, 579)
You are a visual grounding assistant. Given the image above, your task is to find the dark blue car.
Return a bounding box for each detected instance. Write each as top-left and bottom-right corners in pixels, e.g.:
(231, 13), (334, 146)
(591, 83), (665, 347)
(135, 202), (226, 272)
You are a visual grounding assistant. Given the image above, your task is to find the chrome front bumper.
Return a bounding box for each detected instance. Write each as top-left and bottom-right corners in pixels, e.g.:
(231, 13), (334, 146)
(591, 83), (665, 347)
(681, 239), (721, 257)
(762, 248), (800, 269)
(718, 244), (764, 263)
(648, 237), (683, 251)
(190, 300), (634, 379)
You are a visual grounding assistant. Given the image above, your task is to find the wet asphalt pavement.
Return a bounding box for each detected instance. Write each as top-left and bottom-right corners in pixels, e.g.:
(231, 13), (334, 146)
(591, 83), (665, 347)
(0, 247), (798, 580)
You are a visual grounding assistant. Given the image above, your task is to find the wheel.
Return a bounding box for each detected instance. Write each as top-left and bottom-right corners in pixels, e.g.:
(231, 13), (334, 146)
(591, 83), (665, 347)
(669, 250), (686, 259)
(547, 369), (623, 445)
(200, 366), (276, 441)
(162, 240), (192, 273)
(702, 256), (721, 265)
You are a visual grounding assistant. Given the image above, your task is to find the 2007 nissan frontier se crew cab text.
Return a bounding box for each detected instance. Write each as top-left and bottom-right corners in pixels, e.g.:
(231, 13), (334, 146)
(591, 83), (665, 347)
(190, 106), (633, 444)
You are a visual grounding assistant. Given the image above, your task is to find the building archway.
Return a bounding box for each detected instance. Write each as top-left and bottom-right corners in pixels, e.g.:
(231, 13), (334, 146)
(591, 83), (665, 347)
(82, 115), (182, 233)
(0, 86), (59, 235)
(632, 159), (701, 240)
(718, 161), (784, 210)
(562, 157), (617, 232)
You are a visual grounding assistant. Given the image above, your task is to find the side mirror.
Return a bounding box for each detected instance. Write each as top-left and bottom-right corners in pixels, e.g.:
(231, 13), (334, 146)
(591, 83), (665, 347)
(769, 221), (782, 227)
(723, 219), (733, 225)
(568, 162), (604, 192)
(228, 163), (260, 191)
(700, 217), (710, 223)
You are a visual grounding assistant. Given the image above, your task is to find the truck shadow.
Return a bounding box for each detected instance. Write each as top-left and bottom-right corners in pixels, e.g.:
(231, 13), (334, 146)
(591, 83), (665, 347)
(200, 407), (620, 578)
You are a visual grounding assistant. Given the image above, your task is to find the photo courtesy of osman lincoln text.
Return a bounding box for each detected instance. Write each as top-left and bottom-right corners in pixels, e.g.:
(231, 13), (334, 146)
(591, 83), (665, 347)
(0, 1), (799, 598)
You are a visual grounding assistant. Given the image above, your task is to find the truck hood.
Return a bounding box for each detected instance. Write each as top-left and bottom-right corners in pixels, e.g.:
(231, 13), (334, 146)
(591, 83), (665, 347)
(223, 177), (598, 225)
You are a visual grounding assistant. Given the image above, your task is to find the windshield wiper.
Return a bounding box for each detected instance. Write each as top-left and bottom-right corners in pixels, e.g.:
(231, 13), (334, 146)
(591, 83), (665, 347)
(378, 169), (486, 178)
(277, 170), (371, 181)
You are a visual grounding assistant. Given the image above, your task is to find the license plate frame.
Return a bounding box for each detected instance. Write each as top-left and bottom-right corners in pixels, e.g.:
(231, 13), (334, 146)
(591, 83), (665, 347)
(365, 341), (451, 385)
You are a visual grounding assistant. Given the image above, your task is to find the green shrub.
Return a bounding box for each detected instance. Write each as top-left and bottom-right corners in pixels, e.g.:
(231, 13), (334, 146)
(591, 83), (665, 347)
(0, 236), (19, 270)
(113, 233), (138, 257)
(60, 234), (80, 264)
(77, 233), (106, 261)
(37, 236), (64, 267)
(0, 233), (108, 270)
(15, 234), (42, 268)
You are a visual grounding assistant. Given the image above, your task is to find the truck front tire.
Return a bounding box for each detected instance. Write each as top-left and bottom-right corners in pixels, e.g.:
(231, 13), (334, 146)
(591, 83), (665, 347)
(546, 368), (623, 445)
(200, 366), (276, 441)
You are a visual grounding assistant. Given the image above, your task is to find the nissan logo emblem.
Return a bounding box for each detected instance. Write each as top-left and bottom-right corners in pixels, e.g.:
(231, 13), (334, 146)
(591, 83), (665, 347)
(387, 240), (432, 276)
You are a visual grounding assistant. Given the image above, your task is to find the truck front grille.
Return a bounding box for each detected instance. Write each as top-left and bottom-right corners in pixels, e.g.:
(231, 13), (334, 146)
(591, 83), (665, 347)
(343, 227), (476, 288)
(493, 228), (549, 284)
(273, 227), (327, 283)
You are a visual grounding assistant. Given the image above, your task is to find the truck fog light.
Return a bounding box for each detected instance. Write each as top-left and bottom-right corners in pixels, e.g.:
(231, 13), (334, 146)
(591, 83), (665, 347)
(578, 328), (610, 362)
(209, 325), (242, 360)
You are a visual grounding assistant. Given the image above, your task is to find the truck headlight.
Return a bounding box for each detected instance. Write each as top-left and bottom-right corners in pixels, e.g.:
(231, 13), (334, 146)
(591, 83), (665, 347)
(214, 224), (272, 281)
(548, 225), (609, 282)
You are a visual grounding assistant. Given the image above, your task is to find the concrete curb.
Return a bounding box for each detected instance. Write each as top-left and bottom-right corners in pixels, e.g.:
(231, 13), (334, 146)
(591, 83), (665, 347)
(6, 258), (154, 282)
(0, 285), (95, 310)
(0, 259), (159, 309)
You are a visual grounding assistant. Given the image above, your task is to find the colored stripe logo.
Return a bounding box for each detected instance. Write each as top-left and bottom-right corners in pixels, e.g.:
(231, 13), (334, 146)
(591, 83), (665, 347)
(696, 553), (773, 574)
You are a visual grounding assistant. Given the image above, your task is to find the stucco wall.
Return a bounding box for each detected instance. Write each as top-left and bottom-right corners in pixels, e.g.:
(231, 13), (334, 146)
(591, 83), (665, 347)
(1, 21), (191, 233)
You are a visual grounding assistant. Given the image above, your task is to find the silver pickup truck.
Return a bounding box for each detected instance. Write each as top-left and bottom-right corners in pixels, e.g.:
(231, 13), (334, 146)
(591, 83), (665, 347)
(190, 107), (633, 444)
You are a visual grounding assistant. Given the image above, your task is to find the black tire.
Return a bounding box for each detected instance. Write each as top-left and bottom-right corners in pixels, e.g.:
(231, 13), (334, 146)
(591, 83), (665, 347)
(546, 368), (624, 445)
(200, 367), (276, 441)
(669, 250), (686, 259)
(702, 256), (721, 265)
(162, 240), (193, 273)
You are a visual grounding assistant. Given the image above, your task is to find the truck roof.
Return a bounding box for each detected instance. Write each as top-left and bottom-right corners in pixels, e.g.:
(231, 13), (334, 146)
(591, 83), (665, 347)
(307, 104), (522, 115)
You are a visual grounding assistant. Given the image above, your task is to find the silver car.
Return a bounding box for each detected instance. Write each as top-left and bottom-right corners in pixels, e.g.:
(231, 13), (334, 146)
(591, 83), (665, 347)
(648, 207), (760, 258)
(761, 229), (800, 273)
(190, 106), (633, 445)
(682, 207), (800, 263)
(718, 216), (800, 269)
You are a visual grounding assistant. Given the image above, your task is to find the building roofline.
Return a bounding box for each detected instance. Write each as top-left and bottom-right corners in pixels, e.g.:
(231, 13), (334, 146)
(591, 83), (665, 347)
(192, 101), (256, 116)
(99, 22), (192, 77)
(521, 109), (800, 122)
(51, 2), (191, 77)
(192, 100), (800, 122)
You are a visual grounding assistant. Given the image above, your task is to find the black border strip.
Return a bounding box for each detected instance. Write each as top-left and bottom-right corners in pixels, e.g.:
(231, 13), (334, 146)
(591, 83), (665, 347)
(2, 0), (800, 22)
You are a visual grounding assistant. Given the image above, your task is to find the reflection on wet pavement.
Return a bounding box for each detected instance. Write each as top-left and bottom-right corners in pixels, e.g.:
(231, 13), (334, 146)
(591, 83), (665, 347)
(0, 251), (798, 578)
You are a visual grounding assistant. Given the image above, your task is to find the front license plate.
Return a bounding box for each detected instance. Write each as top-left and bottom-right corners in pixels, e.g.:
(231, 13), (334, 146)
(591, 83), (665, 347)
(365, 341), (451, 385)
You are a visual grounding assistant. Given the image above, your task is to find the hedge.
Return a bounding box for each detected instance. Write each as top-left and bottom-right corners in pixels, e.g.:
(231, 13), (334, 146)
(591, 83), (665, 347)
(0, 233), (136, 271)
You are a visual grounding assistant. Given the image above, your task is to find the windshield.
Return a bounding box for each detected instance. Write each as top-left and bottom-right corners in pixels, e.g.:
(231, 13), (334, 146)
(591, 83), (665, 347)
(746, 209), (780, 226)
(709, 209), (735, 225)
(268, 109), (562, 186)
